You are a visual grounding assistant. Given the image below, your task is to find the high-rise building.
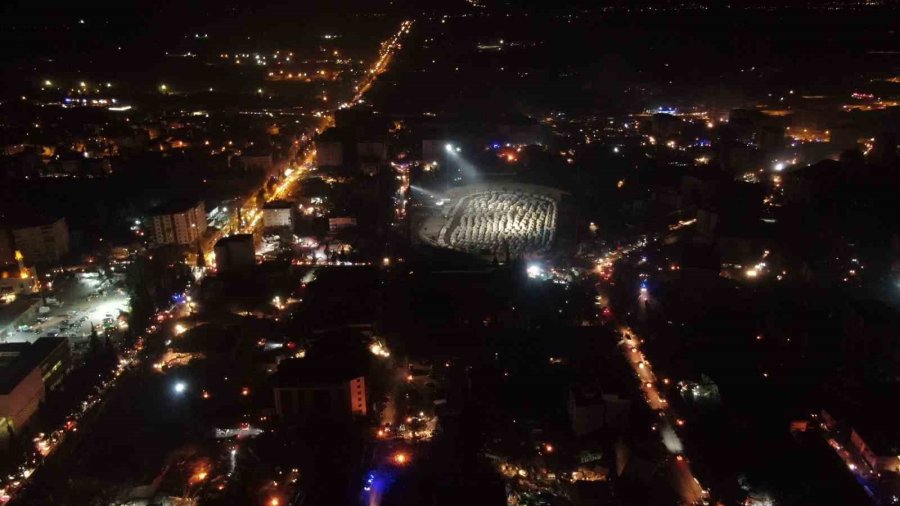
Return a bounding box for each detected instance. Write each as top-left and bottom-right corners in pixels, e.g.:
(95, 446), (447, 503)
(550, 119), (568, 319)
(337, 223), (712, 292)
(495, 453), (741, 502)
(148, 200), (206, 246)
(8, 217), (70, 265)
(315, 128), (346, 167)
(213, 234), (255, 272)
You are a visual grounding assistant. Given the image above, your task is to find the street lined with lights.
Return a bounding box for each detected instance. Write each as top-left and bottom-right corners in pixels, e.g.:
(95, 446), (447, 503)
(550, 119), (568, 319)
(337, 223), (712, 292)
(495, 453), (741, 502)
(0, 293), (193, 503)
(0, 25), (415, 498)
(230, 20), (413, 261)
(593, 236), (710, 505)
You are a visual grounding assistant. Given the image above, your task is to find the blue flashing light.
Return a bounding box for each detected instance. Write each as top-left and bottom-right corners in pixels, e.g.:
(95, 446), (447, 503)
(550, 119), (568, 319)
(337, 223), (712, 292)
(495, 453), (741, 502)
(363, 470), (396, 496)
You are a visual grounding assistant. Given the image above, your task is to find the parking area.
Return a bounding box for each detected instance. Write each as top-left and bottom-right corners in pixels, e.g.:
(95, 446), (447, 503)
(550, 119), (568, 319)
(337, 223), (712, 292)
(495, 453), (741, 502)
(5, 271), (130, 357)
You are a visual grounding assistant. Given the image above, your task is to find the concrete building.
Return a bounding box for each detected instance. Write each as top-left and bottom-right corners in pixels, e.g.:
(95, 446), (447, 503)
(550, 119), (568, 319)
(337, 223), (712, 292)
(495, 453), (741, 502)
(824, 403), (900, 474)
(0, 248), (35, 303)
(357, 140), (387, 176)
(0, 262), (36, 303)
(568, 384), (631, 436)
(0, 337), (71, 432)
(213, 234), (255, 272)
(0, 298), (41, 342)
(7, 217), (70, 265)
(239, 146), (274, 171)
(315, 128), (345, 167)
(148, 200), (206, 246)
(274, 359), (367, 421)
(262, 200), (295, 230)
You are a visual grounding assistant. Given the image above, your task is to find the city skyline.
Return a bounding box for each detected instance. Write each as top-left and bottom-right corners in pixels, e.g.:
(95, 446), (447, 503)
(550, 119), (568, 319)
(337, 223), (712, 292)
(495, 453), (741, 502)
(0, 2), (898, 505)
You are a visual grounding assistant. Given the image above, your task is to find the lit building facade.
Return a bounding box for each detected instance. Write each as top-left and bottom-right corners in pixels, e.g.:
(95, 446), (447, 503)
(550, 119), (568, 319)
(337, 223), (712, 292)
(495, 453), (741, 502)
(274, 375), (367, 420)
(262, 200), (294, 229)
(149, 200), (206, 246)
(9, 218), (70, 265)
(0, 337), (72, 431)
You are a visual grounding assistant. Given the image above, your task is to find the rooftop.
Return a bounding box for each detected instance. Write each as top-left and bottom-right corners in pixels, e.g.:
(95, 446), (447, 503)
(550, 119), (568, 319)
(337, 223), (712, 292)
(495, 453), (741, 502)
(241, 145), (272, 157)
(0, 214), (64, 230)
(275, 356), (365, 387)
(0, 337), (68, 394)
(214, 234), (253, 247)
(316, 126), (352, 143)
(262, 200), (294, 210)
(570, 383), (627, 407)
(0, 296), (38, 327)
(836, 389), (900, 456)
(149, 199), (202, 216)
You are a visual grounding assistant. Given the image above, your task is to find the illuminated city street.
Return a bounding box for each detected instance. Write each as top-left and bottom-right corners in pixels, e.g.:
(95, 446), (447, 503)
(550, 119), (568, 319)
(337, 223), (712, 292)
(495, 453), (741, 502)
(1, 2), (899, 505)
(0, 19), (413, 506)
(593, 240), (710, 505)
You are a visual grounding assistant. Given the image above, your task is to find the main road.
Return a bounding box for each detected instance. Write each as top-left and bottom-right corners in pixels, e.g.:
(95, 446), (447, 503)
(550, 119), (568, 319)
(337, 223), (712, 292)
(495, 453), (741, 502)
(592, 238), (710, 505)
(1, 20), (415, 504)
(236, 19), (413, 238)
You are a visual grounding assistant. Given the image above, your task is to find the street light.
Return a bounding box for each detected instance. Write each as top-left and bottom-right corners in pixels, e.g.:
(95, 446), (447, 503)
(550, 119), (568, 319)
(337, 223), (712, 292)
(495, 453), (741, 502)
(174, 381), (187, 394)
